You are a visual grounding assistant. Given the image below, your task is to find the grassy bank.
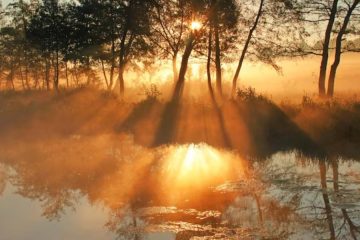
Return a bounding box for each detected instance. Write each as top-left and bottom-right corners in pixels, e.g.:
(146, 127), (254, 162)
(0, 88), (359, 159)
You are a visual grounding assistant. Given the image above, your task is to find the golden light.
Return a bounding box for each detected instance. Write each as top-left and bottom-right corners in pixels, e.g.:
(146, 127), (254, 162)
(191, 21), (202, 31)
(191, 63), (201, 78)
(160, 143), (246, 197)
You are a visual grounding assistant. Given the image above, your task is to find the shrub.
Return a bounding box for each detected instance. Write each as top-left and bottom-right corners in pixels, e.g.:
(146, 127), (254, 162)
(141, 84), (161, 100)
(236, 87), (269, 102)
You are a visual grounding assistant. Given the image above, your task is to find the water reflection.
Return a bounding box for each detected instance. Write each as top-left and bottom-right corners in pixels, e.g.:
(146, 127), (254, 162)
(0, 135), (359, 239)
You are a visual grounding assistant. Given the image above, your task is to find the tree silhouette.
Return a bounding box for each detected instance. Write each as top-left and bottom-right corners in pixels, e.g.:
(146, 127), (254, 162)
(208, 0), (239, 98)
(231, 0), (304, 97)
(149, 0), (187, 82)
(297, 0), (360, 97)
(327, 0), (360, 97)
(27, 0), (67, 91)
(115, 0), (153, 98)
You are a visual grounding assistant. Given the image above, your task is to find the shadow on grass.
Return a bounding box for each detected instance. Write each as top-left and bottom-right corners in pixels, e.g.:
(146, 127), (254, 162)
(209, 95), (232, 149)
(152, 99), (181, 147)
(116, 97), (158, 132)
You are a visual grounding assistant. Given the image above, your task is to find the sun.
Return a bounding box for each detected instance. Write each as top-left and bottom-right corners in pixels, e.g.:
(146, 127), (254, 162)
(191, 21), (202, 31)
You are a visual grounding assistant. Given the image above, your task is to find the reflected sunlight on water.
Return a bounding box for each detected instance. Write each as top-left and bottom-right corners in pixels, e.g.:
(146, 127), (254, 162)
(161, 143), (245, 192)
(1, 134), (360, 239)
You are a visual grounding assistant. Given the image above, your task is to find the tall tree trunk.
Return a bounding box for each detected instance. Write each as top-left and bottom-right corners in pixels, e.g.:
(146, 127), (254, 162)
(207, 27), (215, 101)
(54, 50), (59, 92)
(7, 63), (15, 90)
(85, 57), (91, 86)
(214, 13), (222, 97)
(73, 61), (80, 86)
(327, 0), (359, 97)
(25, 64), (29, 90)
(21, 8), (29, 90)
(172, 53), (178, 83)
(119, 63), (125, 97)
(318, 0), (339, 97)
(45, 56), (50, 91)
(65, 61), (69, 88)
(232, 0), (264, 97)
(172, 34), (195, 100)
(109, 63), (115, 91)
(20, 65), (26, 90)
(33, 70), (39, 89)
(101, 59), (110, 89)
(118, 28), (128, 98)
(109, 39), (115, 90)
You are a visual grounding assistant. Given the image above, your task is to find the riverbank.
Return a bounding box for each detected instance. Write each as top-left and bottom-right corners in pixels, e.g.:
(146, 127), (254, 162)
(0, 88), (359, 158)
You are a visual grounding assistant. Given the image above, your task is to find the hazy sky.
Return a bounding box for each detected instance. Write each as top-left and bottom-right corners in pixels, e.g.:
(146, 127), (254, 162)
(1, 0), (359, 98)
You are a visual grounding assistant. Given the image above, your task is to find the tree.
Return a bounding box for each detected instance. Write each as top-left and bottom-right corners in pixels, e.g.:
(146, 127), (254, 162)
(208, 0), (239, 98)
(5, 0), (38, 90)
(65, 0), (117, 89)
(27, 0), (67, 91)
(172, 0), (207, 99)
(206, 22), (215, 100)
(149, 0), (187, 82)
(232, 0), (264, 97)
(297, 0), (360, 97)
(327, 0), (360, 97)
(318, 0), (339, 97)
(231, 0), (305, 97)
(116, 0), (153, 98)
(0, 27), (19, 90)
(173, 0), (240, 100)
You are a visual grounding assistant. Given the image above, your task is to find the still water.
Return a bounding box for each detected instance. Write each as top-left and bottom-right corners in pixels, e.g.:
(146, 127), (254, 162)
(0, 134), (359, 240)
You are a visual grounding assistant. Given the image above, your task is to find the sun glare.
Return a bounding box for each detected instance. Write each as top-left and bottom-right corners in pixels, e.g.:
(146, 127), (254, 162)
(161, 143), (245, 194)
(191, 21), (202, 31)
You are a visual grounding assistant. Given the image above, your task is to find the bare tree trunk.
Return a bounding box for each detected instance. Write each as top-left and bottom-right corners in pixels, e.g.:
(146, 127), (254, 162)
(118, 28), (128, 98)
(119, 63), (125, 97)
(45, 56), (50, 91)
(109, 39), (116, 90)
(172, 34), (195, 100)
(20, 65), (26, 90)
(232, 0), (264, 97)
(214, 13), (222, 97)
(101, 59), (110, 89)
(318, 0), (339, 97)
(327, 0), (359, 97)
(172, 53), (178, 83)
(207, 27), (215, 100)
(85, 57), (91, 86)
(7, 63), (15, 90)
(25, 64), (30, 90)
(109, 63), (115, 90)
(65, 61), (69, 88)
(54, 50), (59, 92)
(73, 61), (80, 86)
(33, 70), (39, 89)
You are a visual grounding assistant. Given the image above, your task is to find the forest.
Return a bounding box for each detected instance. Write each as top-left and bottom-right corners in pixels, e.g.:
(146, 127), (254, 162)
(0, 0), (359, 98)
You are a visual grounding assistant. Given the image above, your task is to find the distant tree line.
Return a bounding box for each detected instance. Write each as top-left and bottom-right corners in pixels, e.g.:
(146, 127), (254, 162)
(0, 0), (359, 98)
